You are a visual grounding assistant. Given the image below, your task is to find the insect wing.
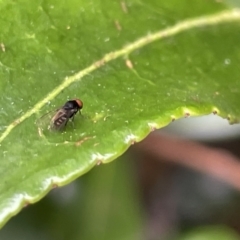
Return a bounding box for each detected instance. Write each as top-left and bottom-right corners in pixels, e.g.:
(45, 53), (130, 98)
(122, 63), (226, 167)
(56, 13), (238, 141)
(51, 108), (69, 130)
(36, 108), (60, 132)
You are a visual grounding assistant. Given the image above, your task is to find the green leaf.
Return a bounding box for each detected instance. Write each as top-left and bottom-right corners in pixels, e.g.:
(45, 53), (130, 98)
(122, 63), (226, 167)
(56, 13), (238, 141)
(178, 226), (240, 240)
(0, 0), (240, 228)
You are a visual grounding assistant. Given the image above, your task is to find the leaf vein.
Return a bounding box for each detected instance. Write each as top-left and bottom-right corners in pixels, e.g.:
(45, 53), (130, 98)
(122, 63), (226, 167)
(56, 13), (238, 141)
(0, 8), (240, 143)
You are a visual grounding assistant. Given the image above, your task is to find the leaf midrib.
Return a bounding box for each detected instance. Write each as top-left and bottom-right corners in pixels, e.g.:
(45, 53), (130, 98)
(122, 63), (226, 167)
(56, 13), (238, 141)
(0, 8), (239, 144)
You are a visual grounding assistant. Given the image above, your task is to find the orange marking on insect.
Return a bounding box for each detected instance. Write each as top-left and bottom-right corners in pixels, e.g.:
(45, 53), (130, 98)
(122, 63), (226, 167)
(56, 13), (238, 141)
(75, 99), (83, 108)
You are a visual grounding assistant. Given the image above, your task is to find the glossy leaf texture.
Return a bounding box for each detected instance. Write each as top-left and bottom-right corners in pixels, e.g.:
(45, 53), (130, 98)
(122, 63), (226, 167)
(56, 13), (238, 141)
(0, 0), (240, 228)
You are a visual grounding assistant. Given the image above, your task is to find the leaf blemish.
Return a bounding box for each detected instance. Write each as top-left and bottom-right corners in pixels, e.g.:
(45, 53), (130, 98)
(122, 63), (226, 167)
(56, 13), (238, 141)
(75, 136), (94, 147)
(0, 43), (5, 52)
(94, 59), (105, 67)
(92, 152), (115, 165)
(120, 1), (128, 13)
(92, 112), (106, 122)
(13, 119), (21, 126)
(96, 160), (102, 166)
(148, 122), (158, 131)
(24, 202), (30, 208)
(114, 20), (122, 31)
(124, 133), (137, 144)
(126, 59), (133, 69)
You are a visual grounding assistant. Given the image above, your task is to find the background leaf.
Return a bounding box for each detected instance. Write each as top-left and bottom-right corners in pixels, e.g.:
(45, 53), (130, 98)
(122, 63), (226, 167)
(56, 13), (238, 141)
(0, 0), (240, 228)
(178, 226), (240, 240)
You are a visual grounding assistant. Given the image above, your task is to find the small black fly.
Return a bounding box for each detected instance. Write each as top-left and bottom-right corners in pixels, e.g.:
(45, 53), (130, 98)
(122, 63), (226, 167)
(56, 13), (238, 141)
(37, 99), (83, 132)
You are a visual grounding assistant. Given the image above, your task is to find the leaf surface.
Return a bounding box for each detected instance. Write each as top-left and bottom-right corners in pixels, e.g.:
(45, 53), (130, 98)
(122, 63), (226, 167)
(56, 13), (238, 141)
(0, 0), (240, 228)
